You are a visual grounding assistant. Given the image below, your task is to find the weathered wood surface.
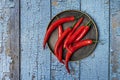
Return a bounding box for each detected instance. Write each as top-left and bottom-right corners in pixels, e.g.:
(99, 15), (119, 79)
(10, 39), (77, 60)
(80, 0), (110, 80)
(21, 0), (50, 80)
(0, 0), (19, 80)
(20, 0), (110, 80)
(110, 0), (120, 80)
(51, 0), (80, 80)
(0, 0), (120, 80)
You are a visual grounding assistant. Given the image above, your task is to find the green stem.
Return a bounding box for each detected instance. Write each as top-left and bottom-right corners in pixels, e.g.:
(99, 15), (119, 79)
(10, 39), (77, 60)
(92, 40), (99, 43)
(56, 16), (59, 20)
(72, 20), (77, 27)
(74, 13), (84, 20)
(87, 21), (92, 27)
(85, 21), (90, 26)
(85, 21), (92, 27)
(70, 20), (77, 29)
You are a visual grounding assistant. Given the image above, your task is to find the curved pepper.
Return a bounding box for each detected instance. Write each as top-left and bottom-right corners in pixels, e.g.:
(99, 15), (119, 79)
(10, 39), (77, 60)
(58, 25), (64, 64)
(65, 39), (93, 73)
(54, 27), (72, 62)
(64, 17), (84, 48)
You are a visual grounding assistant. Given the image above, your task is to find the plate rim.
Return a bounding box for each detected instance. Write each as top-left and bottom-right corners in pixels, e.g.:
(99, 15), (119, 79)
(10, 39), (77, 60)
(46, 9), (99, 61)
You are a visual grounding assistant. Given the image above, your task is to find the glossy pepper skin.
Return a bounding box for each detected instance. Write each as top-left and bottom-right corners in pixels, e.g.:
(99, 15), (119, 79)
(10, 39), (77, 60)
(74, 26), (90, 43)
(43, 16), (75, 48)
(65, 26), (85, 52)
(65, 39), (93, 73)
(54, 27), (72, 62)
(64, 17), (84, 48)
(58, 25), (63, 37)
(58, 25), (64, 64)
(74, 21), (92, 43)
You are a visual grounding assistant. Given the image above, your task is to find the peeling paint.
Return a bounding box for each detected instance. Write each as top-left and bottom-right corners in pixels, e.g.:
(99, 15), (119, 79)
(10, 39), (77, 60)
(99, 39), (106, 45)
(111, 5), (120, 79)
(52, 1), (58, 6)
(115, 27), (120, 36)
(32, 75), (35, 80)
(111, 51), (120, 73)
(5, 48), (11, 56)
(110, 48), (114, 53)
(91, 53), (95, 58)
(0, 36), (3, 53)
(0, 0), (19, 79)
(56, 0), (66, 2)
(105, 0), (109, 4)
(112, 11), (120, 28)
(0, 8), (13, 79)
(0, 0), (15, 9)
(2, 72), (10, 80)
(112, 77), (119, 80)
(0, 52), (12, 79)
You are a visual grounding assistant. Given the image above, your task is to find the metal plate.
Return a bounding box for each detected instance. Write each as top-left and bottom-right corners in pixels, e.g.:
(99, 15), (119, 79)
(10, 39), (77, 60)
(47, 10), (98, 61)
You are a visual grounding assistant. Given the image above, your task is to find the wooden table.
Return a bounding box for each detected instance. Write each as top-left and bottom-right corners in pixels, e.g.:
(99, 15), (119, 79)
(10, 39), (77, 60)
(0, 0), (120, 80)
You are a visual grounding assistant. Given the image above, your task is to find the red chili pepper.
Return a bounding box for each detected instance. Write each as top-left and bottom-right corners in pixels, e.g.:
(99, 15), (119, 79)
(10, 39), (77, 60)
(54, 27), (72, 63)
(72, 17), (84, 33)
(64, 17), (84, 48)
(74, 21), (92, 43)
(65, 21), (92, 51)
(65, 26), (85, 52)
(43, 15), (83, 48)
(65, 39), (93, 73)
(43, 16), (75, 48)
(58, 25), (64, 64)
(43, 14), (83, 48)
(58, 25), (63, 37)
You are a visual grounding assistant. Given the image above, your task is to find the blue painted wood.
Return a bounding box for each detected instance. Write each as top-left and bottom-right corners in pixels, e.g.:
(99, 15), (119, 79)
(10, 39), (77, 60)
(80, 0), (109, 80)
(37, 0), (51, 80)
(51, 0), (81, 80)
(20, 0), (50, 80)
(1, 0), (118, 79)
(110, 0), (120, 80)
(0, 0), (19, 79)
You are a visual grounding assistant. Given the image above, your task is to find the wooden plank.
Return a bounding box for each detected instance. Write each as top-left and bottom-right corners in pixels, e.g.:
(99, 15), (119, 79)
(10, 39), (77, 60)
(110, 0), (120, 80)
(0, 0), (19, 80)
(51, 0), (81, 80)
(37, 0), (51, 80)
(80, 0), (109, 80)
(20, 0), (50, 80)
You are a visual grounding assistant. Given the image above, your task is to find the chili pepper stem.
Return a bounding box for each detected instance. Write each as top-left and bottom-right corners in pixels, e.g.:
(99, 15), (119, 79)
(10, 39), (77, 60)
(85, 20), (92, 27)
(87, 21), (92, 27)
(70, 20), (79, 29)
(85, 21), (91, 26)
(72, 21), (77, 27)
(56, 16), (59, 19)
(92, 40), (99, 43)
(75, 14), (84, 20)
(69, 26), (73, 29)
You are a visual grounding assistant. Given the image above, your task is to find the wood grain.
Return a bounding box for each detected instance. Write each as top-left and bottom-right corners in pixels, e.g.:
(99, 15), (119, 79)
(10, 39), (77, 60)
(0, 0), (19, 80)
(20, 0), (50, 80)
(51, 0), (81, 80)
(37, 0), (51, 80)
(0, 0), (120, 79)
(110, 0), (120, 80)
(80, 0), (109, 80)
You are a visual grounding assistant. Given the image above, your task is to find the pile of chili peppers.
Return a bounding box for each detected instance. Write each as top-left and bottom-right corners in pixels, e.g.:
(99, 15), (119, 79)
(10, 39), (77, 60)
(43, 14), (95, 73)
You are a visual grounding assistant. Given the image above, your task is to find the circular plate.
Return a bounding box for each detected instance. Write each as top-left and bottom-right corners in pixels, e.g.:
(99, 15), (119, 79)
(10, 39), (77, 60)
(47, 10), (98, 61)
